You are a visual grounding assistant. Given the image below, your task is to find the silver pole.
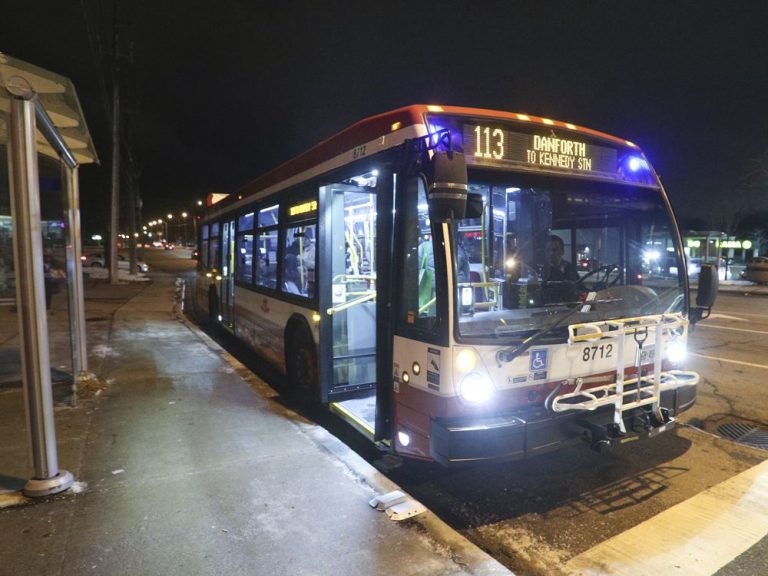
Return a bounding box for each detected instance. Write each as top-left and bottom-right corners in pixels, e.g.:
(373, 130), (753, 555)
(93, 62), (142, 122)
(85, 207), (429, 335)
(6, 84), (74, 497)
(109, 21), (121, 284)
(62, 162), (89, 382)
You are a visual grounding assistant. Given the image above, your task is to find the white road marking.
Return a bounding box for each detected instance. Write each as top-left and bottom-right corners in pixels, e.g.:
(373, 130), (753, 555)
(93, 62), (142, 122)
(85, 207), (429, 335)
(696, 324), (768, 335)
(566, 459), (768, 576)
(708, 313), (750, 322)
(690, 352), (768, 370)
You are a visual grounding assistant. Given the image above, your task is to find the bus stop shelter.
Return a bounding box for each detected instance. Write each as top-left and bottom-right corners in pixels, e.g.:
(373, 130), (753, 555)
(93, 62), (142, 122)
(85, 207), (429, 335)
(0, 53), (98, 496)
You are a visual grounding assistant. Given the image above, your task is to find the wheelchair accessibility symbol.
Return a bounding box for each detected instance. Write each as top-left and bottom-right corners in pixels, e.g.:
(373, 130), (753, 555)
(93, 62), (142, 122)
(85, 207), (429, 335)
(530, 349), (548, 372)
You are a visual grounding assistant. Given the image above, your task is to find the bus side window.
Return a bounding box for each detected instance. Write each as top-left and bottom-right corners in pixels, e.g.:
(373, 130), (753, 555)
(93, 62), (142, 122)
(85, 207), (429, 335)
(255, 205), (279, 290)
(398, 177), (437, 331)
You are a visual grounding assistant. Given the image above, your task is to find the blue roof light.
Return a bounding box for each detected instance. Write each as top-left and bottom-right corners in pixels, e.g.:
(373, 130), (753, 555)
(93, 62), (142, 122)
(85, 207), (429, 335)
(627, 156), (648, 172)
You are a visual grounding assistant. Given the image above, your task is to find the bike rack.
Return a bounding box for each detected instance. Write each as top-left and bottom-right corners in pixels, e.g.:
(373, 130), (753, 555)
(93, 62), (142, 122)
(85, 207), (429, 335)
(550, 313), (698, 435)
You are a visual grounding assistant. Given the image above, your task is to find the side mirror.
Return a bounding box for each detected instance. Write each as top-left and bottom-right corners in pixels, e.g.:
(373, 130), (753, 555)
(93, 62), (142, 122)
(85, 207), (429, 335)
(696, 263), (718, 308)
(427, 151), (468, 221)
(690, 263), (718, 325)
(465, 192), (484, 219)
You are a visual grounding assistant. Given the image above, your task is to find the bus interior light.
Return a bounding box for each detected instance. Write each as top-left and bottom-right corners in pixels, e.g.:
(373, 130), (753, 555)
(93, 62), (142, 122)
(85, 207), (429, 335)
(412, 362), (421, 375)
(402, 371), (410, 384)
(461, 287), (473, 306)
(398, 430), (411, 447)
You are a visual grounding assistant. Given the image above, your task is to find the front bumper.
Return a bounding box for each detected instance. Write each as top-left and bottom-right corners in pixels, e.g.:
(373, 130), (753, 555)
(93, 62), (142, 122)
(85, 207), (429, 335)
(429, 384), (696, 466)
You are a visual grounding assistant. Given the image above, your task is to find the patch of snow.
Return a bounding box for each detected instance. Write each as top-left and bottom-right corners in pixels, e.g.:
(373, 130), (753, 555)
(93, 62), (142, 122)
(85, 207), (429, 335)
(91, 345), (120, 358)
(83, 268), (150, 282)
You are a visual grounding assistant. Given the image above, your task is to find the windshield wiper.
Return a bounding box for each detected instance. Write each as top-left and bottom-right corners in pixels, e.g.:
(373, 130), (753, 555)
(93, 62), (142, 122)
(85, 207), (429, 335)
(495, 297), (620, 365)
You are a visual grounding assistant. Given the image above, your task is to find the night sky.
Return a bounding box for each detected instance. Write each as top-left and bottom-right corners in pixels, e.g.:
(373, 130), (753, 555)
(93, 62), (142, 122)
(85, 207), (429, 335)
(5, 1), (768, 233)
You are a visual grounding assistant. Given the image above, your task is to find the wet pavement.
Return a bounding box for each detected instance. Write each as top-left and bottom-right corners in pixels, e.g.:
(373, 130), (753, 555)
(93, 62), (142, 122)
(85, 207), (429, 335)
(0, 272), (509, 576)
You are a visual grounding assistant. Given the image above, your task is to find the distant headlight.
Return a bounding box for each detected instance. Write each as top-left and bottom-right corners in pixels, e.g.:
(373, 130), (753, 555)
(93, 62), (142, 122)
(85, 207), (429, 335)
(459, 372), (494, 404)
(667, 340), (687, 364)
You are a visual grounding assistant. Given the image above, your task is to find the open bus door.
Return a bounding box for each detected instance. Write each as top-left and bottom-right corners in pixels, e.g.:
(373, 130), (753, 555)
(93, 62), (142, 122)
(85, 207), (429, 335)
(318, 168), (394, 442)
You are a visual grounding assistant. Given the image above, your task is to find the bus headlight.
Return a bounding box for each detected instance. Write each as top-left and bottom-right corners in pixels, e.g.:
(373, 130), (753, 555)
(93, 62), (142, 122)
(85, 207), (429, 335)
(667, 340), (687, 364)
(459, 372), (494, 404)
(455, 349), (477, 373)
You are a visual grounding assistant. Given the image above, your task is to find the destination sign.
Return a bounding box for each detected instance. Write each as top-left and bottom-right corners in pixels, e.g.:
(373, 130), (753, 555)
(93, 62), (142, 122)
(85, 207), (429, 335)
(463, 123), (618, 178)
(288, 200), (318, 217)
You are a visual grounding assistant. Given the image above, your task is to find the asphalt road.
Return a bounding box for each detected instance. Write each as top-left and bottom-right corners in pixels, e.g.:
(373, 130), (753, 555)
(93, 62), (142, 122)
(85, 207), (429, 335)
(153, 249), (768, 575)
(685, 292), (768, 430)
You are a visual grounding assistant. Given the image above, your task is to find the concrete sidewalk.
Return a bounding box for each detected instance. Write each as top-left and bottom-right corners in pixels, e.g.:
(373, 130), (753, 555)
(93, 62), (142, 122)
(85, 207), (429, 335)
(0, 273), (510, 576)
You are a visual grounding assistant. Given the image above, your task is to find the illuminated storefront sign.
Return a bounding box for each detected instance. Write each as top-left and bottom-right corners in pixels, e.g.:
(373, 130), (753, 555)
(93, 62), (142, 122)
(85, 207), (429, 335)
(687, 238), (752, 249)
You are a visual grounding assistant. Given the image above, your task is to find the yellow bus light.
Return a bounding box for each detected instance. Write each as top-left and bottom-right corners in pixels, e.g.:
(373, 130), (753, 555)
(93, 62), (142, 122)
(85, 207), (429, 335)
(455, 349), (477, 373)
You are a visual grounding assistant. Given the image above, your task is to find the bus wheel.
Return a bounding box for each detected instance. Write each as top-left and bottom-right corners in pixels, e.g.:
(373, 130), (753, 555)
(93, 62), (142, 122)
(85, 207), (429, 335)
(287, 328), (318, 404)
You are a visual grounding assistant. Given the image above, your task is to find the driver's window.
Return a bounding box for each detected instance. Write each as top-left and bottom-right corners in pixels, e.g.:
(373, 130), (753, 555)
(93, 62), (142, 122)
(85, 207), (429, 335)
(575, 227), (622, 288)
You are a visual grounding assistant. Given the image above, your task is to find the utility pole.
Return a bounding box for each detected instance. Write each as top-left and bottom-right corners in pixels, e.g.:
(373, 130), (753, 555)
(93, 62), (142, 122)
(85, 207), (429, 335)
(109, 4), (121, 284)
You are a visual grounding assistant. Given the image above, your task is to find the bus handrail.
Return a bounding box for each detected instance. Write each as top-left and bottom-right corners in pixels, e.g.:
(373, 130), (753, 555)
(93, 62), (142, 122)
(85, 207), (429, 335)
(331, 274), (377, 283)
(326, 291), (377, 316)
(419, 296), (436, 314)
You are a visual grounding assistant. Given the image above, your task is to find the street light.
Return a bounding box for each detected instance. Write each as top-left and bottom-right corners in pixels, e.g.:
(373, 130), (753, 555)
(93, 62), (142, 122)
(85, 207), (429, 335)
(167, 214), (175, 243)
(181, 212), (189, 245)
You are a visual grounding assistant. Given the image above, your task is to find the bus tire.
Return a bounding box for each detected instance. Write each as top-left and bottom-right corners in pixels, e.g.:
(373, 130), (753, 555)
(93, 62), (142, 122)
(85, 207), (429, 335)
(208, 286), (219, 324)
(287, 326), (319, 404)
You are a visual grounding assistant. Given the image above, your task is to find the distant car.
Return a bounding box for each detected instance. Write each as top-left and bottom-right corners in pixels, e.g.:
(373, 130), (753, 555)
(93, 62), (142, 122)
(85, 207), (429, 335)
(83, 253), (149, 273)
(743, 257), (768, 284)
(163, 243), (175, 250)
(687, 257), (702, 278)
(191, 248), (200, 260)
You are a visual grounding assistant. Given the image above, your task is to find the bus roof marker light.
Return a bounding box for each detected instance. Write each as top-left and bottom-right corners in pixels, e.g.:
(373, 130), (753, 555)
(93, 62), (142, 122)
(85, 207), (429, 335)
(542, 118), (555, 125)
(517, 114), (530, 121)
(426, 105), (444, 112)
(391, 121), (401, 132)
(566, 123), (576, 130)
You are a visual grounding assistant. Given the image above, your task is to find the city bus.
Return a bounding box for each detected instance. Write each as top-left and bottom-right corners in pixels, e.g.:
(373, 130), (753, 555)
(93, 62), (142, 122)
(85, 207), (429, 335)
(190, 105), (718, 466)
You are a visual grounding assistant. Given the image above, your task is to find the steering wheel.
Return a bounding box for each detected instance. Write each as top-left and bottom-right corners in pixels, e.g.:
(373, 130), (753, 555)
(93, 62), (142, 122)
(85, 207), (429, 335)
(579, 264), (621, 291)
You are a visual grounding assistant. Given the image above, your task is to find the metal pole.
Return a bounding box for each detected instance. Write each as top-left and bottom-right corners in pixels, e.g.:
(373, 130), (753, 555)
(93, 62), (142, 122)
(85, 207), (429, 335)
(62, 162), (88, 381)
(109, 19), (121, 284)
(7, 86), (74, 497)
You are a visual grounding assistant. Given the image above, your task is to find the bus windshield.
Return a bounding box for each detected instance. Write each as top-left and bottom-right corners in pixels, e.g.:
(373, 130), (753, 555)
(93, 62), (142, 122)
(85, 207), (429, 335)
(452, 172), (687, 342)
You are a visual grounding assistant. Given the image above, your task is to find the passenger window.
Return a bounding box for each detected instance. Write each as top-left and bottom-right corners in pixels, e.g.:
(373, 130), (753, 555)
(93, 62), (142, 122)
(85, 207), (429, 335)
(254, 205), (279, 290)
(282, 224), (316, 297)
